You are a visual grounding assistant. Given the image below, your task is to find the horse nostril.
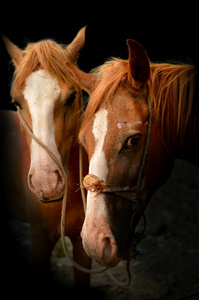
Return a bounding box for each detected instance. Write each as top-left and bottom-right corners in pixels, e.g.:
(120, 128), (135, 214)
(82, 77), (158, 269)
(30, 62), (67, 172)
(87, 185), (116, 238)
(55, 169), (61, 182)
(28, 173), (43, 196)
(103, 237), (112, 263)
(28, 174), (35, 190)
(55, 169), (65, 191)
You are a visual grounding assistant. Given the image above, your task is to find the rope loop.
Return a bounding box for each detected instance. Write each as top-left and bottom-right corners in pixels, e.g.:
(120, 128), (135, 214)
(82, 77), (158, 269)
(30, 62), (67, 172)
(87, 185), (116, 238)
(17, 108), (131, 286)
(16, 88), (152, 286)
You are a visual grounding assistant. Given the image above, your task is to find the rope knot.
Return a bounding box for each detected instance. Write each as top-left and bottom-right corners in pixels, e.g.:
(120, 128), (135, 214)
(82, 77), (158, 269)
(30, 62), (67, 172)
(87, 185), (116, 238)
(83, 174), (110, 194)
(82, 174), (140, 201)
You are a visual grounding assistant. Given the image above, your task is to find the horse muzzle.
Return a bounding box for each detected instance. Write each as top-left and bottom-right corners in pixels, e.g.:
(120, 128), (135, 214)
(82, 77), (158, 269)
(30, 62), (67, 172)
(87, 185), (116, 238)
(28, 166), (65, 202)
(81, 216), (121, 268)
(82, 174), (146, 264)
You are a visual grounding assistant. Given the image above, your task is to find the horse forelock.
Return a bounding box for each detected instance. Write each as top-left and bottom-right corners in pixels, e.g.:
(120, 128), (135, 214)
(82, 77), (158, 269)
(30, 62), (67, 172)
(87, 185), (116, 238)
(80, 58), (129, 136)
(11, 39), (78, 95)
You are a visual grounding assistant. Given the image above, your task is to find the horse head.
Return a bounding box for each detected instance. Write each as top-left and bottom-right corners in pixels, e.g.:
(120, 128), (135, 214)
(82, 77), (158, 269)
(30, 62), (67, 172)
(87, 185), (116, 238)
(66, 39), (175, 267)
(4, 27), (86, 202)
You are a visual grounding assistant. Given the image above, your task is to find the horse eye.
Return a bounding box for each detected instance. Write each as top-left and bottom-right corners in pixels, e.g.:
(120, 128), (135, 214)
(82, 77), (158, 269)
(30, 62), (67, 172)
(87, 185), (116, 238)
(67, 91), (77, 105)
(125, 134), (141, 148)
(12, 99), (22, 110)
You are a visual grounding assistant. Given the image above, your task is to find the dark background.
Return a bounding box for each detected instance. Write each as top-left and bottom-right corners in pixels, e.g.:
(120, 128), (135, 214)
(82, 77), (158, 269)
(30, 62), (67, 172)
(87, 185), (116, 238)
(0, 6), (199, 110)
(0, 5), (199, 298)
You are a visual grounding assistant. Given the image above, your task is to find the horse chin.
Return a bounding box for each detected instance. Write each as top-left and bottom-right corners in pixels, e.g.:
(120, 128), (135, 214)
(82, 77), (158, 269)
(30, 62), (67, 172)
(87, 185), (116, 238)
(83, 244), (121, 268)
(92, 253), (121, 268)
(35, 191), (64, 203)
(101, 257), (121, 268)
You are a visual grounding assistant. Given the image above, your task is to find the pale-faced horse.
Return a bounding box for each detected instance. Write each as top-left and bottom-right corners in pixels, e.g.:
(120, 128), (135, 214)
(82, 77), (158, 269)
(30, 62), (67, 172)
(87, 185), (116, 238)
(2, 27), (91, 286)
(66, 39), (198, 268)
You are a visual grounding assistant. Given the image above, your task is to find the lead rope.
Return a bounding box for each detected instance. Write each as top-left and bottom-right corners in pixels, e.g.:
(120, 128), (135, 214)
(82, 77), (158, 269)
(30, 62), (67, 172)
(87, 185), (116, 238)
(78, 89), (152, 284)
(79, 144), (131, 286)
(17, 108), (131, 285)
(79, 144), (87, 212)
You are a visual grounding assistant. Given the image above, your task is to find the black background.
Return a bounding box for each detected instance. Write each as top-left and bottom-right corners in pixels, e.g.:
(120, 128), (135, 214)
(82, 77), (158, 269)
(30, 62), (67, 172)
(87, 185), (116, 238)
(0, 4), (198, 297)
(0, 6), (199, 110)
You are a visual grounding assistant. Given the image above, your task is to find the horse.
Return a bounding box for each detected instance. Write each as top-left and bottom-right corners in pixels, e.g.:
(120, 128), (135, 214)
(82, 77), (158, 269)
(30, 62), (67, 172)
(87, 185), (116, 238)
(65, 39), (198, 268)
(2, 27), (91, 287)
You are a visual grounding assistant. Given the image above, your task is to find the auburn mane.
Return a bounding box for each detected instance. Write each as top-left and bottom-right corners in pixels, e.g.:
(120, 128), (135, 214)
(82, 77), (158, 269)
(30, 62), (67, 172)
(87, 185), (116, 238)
(11, 39), (78, 95)
(81, 58), (197, 149)
(150, 62), (197, 149)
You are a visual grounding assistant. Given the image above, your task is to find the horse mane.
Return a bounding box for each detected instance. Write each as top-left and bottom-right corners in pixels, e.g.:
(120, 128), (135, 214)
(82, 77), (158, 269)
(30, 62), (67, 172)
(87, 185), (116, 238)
(150, 62), (197, 150)
(11, 39), (78, 95)
(81, 58), (197, 150)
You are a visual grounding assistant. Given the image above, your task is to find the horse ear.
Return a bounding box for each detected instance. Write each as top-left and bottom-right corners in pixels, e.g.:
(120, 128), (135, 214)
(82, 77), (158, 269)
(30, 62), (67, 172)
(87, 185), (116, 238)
(65, 26), (86, 63)
(65, 61), (97, 94)
(3, 36), (24, 66)
(127, 39), (150, 89)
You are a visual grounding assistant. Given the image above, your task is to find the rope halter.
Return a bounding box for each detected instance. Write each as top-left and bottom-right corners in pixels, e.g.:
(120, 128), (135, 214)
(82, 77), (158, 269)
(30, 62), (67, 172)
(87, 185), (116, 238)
(82, 90), (152, 260)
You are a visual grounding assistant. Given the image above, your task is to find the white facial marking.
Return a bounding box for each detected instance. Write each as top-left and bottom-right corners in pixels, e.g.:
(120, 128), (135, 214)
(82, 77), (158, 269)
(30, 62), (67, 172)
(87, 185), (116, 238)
(23, 69), (61, 165)
(86, 108), (108, 214)
(89, 108), (108, 179)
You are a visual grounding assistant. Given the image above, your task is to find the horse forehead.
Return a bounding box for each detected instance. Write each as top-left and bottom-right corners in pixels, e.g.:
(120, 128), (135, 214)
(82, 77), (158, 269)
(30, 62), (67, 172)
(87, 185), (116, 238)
(86, 108), (108, 157)
(110, 97), (149, 128)
(22, 69), (61, 147)
(23, 69), (60, 108)
(92, 108), (108, 140)
(89, 108), (108, 180)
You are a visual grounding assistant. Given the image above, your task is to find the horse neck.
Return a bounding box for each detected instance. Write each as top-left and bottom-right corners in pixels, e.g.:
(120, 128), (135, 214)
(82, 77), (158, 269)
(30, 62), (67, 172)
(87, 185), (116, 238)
(67, 139), (79, 172)
(157, 112), (199, 166)
(66, 105), (82, 174)
(151, 63), (199, 166)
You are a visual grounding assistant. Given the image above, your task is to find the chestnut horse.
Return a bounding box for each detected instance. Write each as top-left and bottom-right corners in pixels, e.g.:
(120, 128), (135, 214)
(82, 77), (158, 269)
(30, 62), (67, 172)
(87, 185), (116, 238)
(2, 27), (91, 286)
(66, 39), (198, 268)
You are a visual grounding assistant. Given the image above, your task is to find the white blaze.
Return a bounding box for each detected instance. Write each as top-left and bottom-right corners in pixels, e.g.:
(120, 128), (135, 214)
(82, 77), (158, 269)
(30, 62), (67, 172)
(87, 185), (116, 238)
(86, 108), (108, 214)
(89, 108), (108, 179)
(23, 69), (61, 166)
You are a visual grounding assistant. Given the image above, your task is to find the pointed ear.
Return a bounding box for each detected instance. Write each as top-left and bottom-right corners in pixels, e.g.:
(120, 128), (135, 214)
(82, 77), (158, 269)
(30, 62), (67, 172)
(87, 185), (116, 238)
(127, 39), (150, 89)
(65, 61), (97, 94)
(65, 26), (86, 63)
(3, 36), (24, 66)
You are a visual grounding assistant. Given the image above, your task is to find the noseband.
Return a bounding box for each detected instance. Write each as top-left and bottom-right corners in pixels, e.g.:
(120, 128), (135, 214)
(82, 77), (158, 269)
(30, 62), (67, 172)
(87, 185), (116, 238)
(82, 90), (152, 259)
